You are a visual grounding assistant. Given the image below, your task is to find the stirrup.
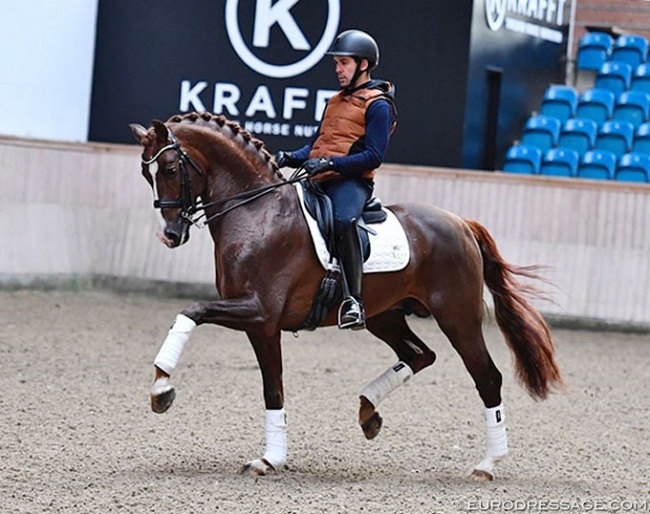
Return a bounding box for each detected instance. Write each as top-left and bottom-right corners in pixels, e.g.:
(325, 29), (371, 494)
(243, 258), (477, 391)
(338, 297), (366, 330)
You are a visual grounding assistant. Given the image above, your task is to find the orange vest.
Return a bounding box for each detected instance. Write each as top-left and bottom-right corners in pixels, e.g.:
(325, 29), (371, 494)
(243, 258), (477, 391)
(309, 83), (395, 181)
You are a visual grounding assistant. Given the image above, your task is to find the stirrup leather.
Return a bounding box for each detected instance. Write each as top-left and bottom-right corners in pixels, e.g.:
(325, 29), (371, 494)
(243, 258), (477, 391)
(338, 297), (366, 330)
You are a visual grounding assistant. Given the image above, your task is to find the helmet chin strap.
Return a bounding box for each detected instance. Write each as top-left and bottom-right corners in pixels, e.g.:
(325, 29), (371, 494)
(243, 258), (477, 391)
(343, 59), (370, 94)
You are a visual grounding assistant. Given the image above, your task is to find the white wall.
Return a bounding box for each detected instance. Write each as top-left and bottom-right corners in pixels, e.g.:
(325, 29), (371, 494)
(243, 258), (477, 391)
(0, 0), (98, 141)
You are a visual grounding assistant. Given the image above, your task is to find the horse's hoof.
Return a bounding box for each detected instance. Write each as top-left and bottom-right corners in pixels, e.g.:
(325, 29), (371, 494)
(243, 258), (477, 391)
(361, 411), (383, 440)
(471, 468), (495, 481)
(240, 459), (275, 476)
(150, 378), (176, 414)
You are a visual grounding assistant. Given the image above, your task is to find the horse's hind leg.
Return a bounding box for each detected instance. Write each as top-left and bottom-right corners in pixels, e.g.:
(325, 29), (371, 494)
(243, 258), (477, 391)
(434, 307), (507, 480)
(361, 309), (436, 439)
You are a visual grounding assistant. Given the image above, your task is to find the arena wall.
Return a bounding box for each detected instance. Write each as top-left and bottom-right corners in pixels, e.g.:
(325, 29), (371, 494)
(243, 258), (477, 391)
(1, 137), (648, 330)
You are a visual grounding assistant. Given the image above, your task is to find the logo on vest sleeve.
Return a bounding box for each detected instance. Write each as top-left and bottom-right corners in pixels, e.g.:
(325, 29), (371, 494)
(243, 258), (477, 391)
(225, 0), (340, 78)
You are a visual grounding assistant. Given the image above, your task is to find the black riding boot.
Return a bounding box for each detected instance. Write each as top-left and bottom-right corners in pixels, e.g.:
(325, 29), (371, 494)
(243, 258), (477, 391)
(337, 223), (366, 330)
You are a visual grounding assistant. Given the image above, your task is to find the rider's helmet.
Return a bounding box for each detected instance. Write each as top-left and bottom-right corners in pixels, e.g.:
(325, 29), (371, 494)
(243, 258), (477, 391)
(326, 30), (380, 69)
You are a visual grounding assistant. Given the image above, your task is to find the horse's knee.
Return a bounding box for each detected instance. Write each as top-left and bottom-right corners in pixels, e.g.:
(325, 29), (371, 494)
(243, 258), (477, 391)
(181, 302), (205, 322)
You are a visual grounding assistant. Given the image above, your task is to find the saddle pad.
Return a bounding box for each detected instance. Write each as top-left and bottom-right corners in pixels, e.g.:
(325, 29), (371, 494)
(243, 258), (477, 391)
(294, 183), (410, 273)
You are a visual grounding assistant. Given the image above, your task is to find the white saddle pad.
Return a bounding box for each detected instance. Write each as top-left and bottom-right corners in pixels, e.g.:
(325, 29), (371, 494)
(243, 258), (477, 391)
(294, 183), (410, 273)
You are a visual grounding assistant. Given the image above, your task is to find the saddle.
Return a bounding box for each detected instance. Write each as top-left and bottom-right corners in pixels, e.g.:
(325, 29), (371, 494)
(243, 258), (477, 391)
(300, 180), (387, 260)
(290, 181), (391, 333)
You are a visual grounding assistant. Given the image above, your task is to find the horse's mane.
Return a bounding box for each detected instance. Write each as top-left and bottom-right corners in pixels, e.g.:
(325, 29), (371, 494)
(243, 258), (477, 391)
(166, 112), (285, 181)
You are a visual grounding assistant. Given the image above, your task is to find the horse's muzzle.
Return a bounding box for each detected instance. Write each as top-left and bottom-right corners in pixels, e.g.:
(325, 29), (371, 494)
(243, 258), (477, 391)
(159, 219), (191, 248)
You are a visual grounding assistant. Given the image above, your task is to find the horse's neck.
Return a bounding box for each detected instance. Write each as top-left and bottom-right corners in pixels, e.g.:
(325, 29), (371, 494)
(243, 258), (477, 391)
(181, 129), (279, 200)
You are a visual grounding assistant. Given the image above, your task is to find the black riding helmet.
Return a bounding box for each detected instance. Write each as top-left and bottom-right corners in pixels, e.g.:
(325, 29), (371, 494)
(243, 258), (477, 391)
(326, 30), (380, 92)
(326, 29), (380, 69)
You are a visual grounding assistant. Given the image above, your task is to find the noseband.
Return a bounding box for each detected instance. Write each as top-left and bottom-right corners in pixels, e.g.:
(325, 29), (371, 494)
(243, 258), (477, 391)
(140, 129), (205, 223)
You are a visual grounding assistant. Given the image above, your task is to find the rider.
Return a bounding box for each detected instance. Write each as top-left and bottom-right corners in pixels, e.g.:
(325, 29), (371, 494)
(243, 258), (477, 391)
(275, 29), (397, 330)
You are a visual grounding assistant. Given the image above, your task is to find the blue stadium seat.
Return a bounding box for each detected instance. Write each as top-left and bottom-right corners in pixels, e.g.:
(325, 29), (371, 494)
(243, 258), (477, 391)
(502, 144), (542, 175)
(576, 88), (615, 125)
(539, 85), (579, 123)
(613, 90), (650, 128)
(595, 61), (633, 98)
(540, 147), (580, 177)
(615, 152), (650, 182)
(632, 122), (650, 154)
(595, 120), (634, 158)
(630, 63), (650, 95)
(577, 32), (614, 71)
(558, 118), (598, 155)
(520, 114), (562, 151)
(611, 34), (649, 69)
(577, 149), (617, 180)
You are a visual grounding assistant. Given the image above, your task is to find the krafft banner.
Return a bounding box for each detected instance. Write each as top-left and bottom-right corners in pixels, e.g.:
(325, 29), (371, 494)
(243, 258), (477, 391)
(89, 0), (474, 167)
(89, 0), (568, 168)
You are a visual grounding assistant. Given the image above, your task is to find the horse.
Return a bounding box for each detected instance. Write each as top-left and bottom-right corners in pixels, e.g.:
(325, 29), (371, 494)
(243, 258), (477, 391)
(129, 111), (563, 480)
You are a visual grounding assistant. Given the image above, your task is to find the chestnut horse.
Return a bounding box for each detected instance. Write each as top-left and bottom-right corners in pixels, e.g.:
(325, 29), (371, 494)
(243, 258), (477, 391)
(130, 112), (562, 480)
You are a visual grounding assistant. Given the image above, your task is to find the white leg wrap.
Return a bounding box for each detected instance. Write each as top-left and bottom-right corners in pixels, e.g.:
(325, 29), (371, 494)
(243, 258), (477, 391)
(475, 404), (508, 475)
(360, 361), (414, 408)
(153, 314), (196, 375)
(262, 408), (287, 470)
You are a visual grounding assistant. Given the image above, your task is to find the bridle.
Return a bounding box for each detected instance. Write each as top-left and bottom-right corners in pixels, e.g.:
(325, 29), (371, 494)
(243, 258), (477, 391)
(141, 129), (205, 224)
(141, 128), (308, 229)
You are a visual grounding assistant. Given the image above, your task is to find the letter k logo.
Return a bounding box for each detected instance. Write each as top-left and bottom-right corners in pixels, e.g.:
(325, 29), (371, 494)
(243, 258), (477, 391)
(253, 0), (310, 50)
(225, 0), (340, 78)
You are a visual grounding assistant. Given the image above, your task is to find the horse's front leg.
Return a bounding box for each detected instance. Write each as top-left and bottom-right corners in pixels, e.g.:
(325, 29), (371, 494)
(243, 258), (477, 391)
(149, 296), (288, 475)
(240, 331), (287, 476)
(150, 295), (266, 413)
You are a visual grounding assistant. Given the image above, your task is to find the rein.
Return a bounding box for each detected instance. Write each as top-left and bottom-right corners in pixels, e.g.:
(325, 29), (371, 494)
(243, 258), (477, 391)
(142, 128), (308, 228)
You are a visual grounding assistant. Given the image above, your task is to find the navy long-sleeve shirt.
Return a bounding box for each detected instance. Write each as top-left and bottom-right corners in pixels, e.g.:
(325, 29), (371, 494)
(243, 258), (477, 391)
(291, 99), (393, 177)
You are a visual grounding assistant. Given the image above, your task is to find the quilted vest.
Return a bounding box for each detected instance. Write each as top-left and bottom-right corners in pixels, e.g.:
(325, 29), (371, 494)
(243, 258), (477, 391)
(309, 81), (395, 181)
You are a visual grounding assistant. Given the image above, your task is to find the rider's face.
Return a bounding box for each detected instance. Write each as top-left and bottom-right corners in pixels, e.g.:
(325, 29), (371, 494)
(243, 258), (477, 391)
(333, 56), (368, 88)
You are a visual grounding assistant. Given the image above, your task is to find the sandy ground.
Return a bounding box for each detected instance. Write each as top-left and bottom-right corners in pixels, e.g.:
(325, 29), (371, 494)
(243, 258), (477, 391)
(1, 290), (649, 514)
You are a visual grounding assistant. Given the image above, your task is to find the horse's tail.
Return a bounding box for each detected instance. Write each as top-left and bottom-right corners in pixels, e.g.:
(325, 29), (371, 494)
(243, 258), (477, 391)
(465, 219), (564, 400)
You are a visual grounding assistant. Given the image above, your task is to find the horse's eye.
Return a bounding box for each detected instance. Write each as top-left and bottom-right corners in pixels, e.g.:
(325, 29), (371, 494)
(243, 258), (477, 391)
(162, 165), (176, 177)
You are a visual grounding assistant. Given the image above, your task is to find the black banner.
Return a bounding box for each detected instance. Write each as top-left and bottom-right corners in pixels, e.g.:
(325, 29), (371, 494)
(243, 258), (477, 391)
(89, 0), (567, 168)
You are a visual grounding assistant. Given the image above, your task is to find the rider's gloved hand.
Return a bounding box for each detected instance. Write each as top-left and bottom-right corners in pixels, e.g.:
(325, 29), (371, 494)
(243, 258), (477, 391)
(275, 151), (297, 168)
(304, 157), (334, 177)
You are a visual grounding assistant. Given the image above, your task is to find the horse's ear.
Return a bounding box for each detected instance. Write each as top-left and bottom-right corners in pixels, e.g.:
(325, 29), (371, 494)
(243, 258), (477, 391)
(129, 123), (148, 145)
(152, 119), (169, 142)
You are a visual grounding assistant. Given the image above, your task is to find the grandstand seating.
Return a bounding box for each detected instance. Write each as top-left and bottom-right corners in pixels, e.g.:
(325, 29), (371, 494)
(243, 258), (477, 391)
(539, 85), (579, 122)
(632, 122), (650, 154)
(576, 88), (615, 125)
(577, 31), (614, 71)
(630, 63), (650, 95)
(595, 61), (633, 98)
(577, 149), (617, 180)
(558, 117), (598, 155)
(520, 114), (561, 151)
(611, 34), (649, 69)
(595, 120), (634, 159)
(615, 152), (650, 182)
(540, 147), (580, 177)
(612, 90), (650, 128)
(503, 31), (650, 185)
(502, 144), (542, 174)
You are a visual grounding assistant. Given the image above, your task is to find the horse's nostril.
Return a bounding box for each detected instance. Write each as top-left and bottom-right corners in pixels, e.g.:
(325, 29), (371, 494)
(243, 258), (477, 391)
(164, 230), (181, 247)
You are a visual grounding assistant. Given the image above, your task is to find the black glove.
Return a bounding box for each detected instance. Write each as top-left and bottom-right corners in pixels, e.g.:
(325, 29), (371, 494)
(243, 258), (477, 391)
(304, 157), (334, 177)
(275, 151), (295, 168)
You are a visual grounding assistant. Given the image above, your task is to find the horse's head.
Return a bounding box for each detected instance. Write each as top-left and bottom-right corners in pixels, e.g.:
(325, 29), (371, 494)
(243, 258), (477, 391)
(130, 120), (205, 248)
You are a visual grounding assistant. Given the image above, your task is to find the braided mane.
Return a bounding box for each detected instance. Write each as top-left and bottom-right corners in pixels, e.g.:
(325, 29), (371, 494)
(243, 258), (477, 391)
(166, 112), (285, 181)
